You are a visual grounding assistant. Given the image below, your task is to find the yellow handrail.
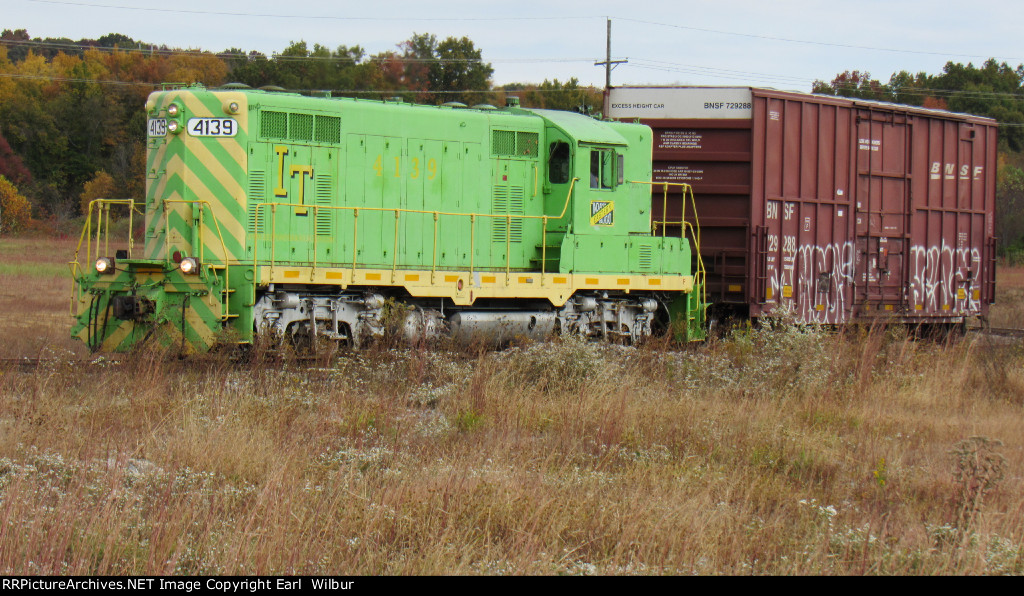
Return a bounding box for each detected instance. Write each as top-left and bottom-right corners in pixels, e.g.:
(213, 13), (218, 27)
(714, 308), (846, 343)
(250, 178), (580, 298)
(69, 198), (232, 321)
(628, 180), (707, 311)
(68, 198), (142, 315)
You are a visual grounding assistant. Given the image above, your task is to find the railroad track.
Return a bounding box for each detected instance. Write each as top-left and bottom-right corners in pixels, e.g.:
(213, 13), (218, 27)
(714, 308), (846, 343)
(4, 328), (1021, 371)
(969, 326), (1024, 340)
(0, 356), (122, 371)
(0, 353), (342, 371)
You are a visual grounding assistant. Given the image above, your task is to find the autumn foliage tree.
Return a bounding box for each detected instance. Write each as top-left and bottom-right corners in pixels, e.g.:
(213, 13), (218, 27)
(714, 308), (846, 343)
(0, 131), (32, 186)
(79, 170), (116, 218)
(0, 30), (235, 221)
(0, 175), (31, 234)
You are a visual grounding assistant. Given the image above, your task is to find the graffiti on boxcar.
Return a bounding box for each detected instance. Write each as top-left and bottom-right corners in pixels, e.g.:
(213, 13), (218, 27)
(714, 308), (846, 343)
(766, 241), (856, 323)
(908, 242), (981, 313)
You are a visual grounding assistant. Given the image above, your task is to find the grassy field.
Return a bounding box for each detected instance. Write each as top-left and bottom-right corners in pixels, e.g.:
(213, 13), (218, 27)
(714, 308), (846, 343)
(0, 236), (1022, 575)
(0, 237), (89, 360)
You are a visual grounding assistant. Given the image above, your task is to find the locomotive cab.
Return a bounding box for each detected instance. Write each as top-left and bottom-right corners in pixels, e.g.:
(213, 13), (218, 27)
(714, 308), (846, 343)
(528, 109), (689, 279)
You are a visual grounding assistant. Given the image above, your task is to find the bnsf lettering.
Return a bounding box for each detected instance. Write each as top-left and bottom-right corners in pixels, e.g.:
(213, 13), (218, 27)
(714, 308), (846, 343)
(930, 161), (984, 180)
(700, 102), (750, 111)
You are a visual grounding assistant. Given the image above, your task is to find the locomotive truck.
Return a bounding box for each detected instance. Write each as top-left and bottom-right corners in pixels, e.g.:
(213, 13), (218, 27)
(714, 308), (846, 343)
(70, 84), (707, 353)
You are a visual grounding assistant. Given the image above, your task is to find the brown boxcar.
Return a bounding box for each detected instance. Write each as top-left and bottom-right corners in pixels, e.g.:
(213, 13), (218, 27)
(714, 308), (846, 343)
(607, 87), (997, 326)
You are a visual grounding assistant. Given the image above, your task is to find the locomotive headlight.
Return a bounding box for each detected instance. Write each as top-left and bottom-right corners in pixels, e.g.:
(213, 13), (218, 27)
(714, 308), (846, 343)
(226, 101), (240, 114)
(167, 120), (181, 134)
(167, 103), (180, 117)
(179, 257), (199, 275)
(95, 257), (115, 274)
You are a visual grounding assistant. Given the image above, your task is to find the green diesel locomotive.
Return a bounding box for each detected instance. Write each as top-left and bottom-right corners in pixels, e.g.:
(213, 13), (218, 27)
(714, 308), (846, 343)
(70, 84), (705, 352)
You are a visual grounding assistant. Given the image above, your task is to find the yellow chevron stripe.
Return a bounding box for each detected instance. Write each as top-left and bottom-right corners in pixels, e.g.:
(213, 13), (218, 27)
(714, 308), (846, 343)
(181, 92), (216, 118)
(101, 319), (136, 351)
(153, 153), (185, 203)
(181, 132), (245, 193)
(201, 221), (237, 264)
(150, 135), (171, 173)
(185, 307), (217, 353)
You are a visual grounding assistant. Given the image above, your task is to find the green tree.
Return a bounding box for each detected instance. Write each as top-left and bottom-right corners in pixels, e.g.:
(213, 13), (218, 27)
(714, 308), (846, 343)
(996, 164), (1024, 252)
(432, 36), (493, 104)
(389, 33), (493, 104)
(930, 60), (1024, 151)
(811, 70), (888, 100)
(225, 51), (280, 89)
(97, 32), (140, 50)
(815, 60), (1024, 151)
(886, 70), (928, 106)
(509, 78), (602, 112)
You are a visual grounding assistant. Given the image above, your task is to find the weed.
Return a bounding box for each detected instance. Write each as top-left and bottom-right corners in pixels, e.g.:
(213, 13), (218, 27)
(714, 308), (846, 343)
(873, 457), (888, 489)
(950, 436), (1007, 532)
(454, 409), (484, 433)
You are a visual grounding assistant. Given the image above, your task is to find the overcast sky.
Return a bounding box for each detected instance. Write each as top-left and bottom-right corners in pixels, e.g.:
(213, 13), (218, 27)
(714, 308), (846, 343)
(4, 0), (1021, 92)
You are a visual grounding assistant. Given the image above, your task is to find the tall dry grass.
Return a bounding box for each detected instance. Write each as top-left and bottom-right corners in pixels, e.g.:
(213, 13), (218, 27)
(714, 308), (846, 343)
(0, 237), (88, 359)
(0, 238), (1022, 575)
(991, 266), (1024, 328)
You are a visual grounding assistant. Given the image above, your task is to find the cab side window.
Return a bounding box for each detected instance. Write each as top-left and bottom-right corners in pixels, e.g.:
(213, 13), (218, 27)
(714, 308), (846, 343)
(590, 148), (616, 190)
(548, 141), (571, 184)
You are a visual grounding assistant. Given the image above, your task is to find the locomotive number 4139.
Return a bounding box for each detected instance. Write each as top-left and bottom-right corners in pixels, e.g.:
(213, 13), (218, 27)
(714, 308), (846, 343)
(187, 118), (236, 137)
(147, 118), (167, 137)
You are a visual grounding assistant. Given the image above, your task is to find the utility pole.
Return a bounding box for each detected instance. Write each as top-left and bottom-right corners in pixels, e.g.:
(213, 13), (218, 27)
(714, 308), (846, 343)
(595, 18), (627, 91)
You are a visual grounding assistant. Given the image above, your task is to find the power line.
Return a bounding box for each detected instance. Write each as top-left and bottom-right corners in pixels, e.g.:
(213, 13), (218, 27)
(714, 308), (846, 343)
(626, 59), (1024, 101)
(0, 72), (155, 86)
(25, 0), (599, 22)
(2, 51), (1021, 105)
(2, 72), (1024, 127)
(614, 16), (1021, 63)
(0, 39), (595, 64)
(0, 72), (603, 93)
(627, 61), (815, 87)
(3, 39), (1021, 104)
(25, 1), (1020, 64)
